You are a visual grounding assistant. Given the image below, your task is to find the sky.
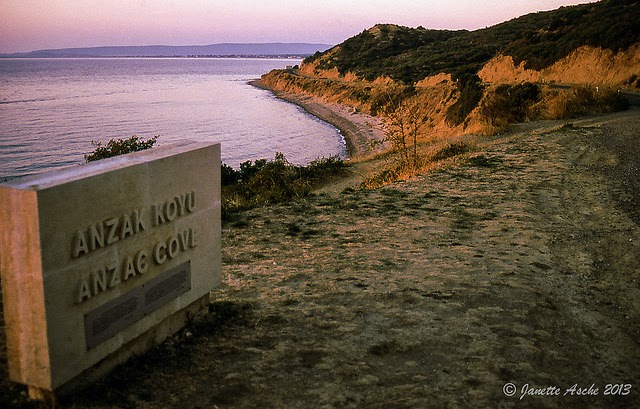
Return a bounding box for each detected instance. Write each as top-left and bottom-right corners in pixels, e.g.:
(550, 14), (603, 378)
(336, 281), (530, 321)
(0, 0), (594, 54)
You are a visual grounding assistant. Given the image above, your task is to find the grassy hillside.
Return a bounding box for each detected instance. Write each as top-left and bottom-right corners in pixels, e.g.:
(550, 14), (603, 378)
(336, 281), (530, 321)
(261, 0), (636, 187)
(306, 0), (640, 83)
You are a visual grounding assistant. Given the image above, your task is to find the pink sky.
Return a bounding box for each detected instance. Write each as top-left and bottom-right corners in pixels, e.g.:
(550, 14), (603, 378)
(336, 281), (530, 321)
(1, 0), (593, 53)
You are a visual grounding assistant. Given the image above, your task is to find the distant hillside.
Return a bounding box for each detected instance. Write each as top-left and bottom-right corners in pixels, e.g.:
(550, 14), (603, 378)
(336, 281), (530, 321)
(305, 0), (639, 83)
(2, 43), (332, 58)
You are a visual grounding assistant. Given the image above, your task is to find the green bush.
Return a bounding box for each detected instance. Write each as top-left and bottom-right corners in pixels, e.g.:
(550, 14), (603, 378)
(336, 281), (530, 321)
(480, 82), (542, 130)
(222, 153), (348, 216)
(85, 135), (158, 162)
(299, 156), (351, 181)
(221, 162), (240, 186)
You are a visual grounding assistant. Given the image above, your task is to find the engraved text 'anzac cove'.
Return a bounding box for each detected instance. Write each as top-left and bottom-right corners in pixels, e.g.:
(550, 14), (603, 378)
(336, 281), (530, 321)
(73, 191), (198, 304)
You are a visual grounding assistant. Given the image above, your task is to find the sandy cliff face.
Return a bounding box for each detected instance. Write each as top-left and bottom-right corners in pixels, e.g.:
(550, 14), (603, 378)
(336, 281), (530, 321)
(261, 68), (463, 140)
(415, 73), (453, 88)
(299, 60), (342, 79)
(262, 43), (639, 147)
(477, 55), (540, 84)
(479, 45), (640, 87)
(299, 58), (360, 82)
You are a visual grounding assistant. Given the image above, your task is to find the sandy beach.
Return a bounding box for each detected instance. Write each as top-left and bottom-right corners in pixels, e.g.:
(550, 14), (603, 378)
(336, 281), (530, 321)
(250, 80), (389, 160)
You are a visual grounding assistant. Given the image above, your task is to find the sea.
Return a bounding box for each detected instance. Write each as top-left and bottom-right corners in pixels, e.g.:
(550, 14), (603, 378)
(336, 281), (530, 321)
(0, 58), (346, 181)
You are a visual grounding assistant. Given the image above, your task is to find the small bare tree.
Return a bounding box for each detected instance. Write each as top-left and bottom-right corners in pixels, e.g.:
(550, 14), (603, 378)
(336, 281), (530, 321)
(384, 94), (427, 170)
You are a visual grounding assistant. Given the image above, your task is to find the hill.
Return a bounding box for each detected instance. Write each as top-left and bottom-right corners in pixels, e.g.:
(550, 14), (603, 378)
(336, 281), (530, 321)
(259, 0), (638, 187)
(304, 0), (639, 83)
(1, 43), (332, 58)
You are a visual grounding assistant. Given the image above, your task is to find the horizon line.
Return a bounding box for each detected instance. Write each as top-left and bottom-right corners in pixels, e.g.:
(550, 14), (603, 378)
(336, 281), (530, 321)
(2, 42), (335, 57)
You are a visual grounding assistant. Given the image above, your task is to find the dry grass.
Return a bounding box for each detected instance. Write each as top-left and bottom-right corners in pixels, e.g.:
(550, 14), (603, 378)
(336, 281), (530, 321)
(361, 137), (480, 189)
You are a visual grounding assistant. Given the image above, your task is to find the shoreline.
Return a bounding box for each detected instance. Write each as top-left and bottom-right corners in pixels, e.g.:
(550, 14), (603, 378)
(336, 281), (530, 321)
(249, 79), (388, 160)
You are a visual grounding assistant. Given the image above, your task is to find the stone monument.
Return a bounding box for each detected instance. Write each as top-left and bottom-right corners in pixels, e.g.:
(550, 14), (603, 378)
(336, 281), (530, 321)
(0, 142), (221, 399)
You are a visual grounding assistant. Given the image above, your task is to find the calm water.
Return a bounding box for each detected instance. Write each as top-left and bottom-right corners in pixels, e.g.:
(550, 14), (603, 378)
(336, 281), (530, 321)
(0, 58), (346, 180)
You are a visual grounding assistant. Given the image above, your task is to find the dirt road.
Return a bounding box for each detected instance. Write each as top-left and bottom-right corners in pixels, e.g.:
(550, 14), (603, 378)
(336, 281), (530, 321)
(1, 110), (639, 408)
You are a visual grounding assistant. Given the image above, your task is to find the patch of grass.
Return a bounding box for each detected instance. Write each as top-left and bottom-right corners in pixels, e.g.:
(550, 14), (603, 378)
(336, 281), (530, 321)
(368, 340), (399, 356)
(360, 168), (401, 189)
(450, 208), (479, 231)
(361, 140), (476, 189)
(286, 223), (302, 236)
(205, 301), (257, 332)
(381, 188), (409, 199)
(466, 154), (502, 168)
(301, 229), (322, 239)
(430, 141), (473, 162)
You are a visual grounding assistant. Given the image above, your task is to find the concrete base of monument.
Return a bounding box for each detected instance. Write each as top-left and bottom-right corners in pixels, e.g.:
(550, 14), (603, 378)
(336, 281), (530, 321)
(27, 293), (211, 402)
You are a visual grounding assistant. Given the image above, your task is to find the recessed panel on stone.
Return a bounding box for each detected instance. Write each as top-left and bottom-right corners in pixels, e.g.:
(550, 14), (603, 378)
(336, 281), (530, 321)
(84, 261), (192, 350)
(0, 142), (221, 392)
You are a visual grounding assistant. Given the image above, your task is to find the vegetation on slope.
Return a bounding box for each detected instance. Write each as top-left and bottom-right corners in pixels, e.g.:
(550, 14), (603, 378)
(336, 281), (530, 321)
(502, 0), (640, 70)
(306, 0), (640, 84)
(84, 138), (348, 216)
(262, 1), (637, 188)
(221, 154), (349, 216)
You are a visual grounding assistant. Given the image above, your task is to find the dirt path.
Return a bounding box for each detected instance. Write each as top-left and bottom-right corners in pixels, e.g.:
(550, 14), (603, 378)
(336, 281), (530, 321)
(1, 111), (639, 408)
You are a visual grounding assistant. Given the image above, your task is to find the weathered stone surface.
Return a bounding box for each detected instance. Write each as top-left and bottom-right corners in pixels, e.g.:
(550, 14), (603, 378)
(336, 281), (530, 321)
(0, 142), (221, 391)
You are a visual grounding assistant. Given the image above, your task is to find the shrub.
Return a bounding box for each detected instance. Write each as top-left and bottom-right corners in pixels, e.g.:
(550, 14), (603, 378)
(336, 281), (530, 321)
(480, 82), (541, 132)
(446, 74), (484, 127)
(430, 141), (473, 162)
(221, 163), (240, 186)
(360, 168), (400, 190)
(543, 86), (629, 119)
(222, 153), (348, 216)
(85, 135), (158, 162)
(299, 156), (350, 182)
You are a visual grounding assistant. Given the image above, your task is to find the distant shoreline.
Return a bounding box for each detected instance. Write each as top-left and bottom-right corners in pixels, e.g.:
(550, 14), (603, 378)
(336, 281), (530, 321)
(0, 55), (309, 60)
(249, 79), (387, 160)
(1, 42), (332, 59)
